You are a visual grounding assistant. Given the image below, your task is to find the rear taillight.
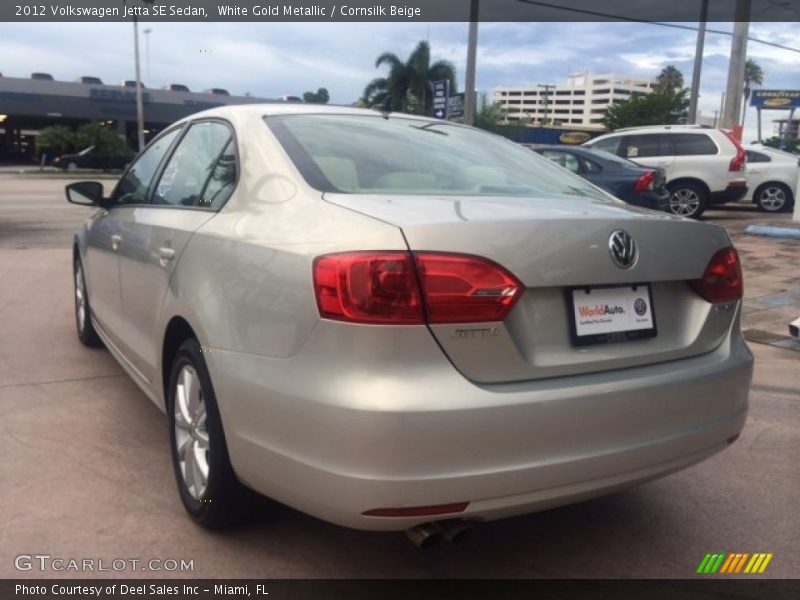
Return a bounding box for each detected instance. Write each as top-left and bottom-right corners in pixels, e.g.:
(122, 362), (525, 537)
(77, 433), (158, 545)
(689, 247), (743, 303)
(313, 252), (423, 324)
(313, 252), (523, 325)
(414, 253), (523, 323)
(722, 130), (746, 172)
(634, 170), (657, 192)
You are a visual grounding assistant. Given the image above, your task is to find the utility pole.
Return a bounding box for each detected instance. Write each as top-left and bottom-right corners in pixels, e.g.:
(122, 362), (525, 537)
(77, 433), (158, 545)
(463, 0), (479, 126)
(720, 0), (751, 138)
(538, 84), (555, 126)
(688, 0), (709, 124)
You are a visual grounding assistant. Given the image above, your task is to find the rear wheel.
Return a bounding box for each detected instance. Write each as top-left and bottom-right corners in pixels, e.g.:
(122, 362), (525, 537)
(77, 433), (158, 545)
(755, 183), (793, 213)
(74, 256), (102, 347)
(667, 182), (707, 219)
(168, 338), (254, 529)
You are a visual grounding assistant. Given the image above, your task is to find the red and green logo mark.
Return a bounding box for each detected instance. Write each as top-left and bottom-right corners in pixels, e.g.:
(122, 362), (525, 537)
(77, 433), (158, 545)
(697, 553), (774, 574)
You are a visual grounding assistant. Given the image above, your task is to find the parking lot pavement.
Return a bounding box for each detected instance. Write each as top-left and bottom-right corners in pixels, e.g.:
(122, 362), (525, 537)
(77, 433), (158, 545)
(1, 174), (798, 579)
(704, 205), (800, 350)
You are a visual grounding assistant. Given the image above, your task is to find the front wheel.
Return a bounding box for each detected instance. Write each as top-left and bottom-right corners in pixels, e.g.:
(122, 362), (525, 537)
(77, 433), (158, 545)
(168, 338), (254, 529)
(756, 183), (793, 213)
(667, 182), (707, 219)
(74, 256), (102, 347)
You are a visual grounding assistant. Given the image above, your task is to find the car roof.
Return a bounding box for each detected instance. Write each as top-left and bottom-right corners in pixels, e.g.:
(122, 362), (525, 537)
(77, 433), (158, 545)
(176, 103), (447, 125)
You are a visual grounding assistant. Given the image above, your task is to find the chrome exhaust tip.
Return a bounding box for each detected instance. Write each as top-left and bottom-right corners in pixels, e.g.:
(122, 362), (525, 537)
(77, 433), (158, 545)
(435, 519), (473, 544)
(405, 523), (445, 549)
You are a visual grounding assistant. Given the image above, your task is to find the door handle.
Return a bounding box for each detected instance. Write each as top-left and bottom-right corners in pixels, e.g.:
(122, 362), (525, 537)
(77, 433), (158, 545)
(110, 234), (122, 251)
(157, 246), (176, 267)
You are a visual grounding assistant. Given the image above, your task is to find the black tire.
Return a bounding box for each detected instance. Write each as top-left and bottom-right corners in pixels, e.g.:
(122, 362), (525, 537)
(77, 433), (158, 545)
(73, 255), (102, 347)
(755, 183), (793, 213)
(167, 338), (254, 529)
(667, 181), (708, 219)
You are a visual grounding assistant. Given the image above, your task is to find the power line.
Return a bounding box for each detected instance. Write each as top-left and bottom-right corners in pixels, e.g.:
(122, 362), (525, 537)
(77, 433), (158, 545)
(514, 0), (800, 54)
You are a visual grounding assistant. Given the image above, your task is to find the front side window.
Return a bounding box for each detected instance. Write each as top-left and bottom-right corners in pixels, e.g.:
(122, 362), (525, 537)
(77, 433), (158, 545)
(112, 128), (182, 206)
(153, 121), (233, 207)
(266, 114), (609, 201)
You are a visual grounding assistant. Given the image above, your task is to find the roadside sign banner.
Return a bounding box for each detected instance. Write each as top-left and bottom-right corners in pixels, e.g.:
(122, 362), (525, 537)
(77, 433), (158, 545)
(751, 90), (800, 109)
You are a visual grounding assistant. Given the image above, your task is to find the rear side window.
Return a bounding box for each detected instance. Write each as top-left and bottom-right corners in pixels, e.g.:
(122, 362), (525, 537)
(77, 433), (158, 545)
(745, 150), (771, 163)
(625, 134), (671, 158)
(541, 150), (581, 173)
(153, 121), (234, 208)
(588, 136), (622, 156)
(112, 128), (182, 206)
(672, 133), (718, 156)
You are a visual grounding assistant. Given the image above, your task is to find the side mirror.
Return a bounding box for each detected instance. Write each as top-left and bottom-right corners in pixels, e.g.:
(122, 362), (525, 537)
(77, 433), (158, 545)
(66, 181), (105, 206)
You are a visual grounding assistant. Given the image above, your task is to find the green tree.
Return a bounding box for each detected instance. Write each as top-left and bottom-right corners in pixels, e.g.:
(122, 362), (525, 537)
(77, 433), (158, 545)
(362, 40), (457, 114)
(762, 135), (798, 154)
(602, 89), (689, 130)
(36, 125), (77, 157)
(75, 122), (128, 155)
(741, 59), (765, 126)
(303, 87), (330, 104)
(656, 64), (684, 93)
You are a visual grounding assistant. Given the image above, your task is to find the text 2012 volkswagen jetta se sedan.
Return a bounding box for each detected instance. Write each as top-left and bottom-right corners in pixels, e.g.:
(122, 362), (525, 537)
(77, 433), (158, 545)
(67, 105), (752, 544)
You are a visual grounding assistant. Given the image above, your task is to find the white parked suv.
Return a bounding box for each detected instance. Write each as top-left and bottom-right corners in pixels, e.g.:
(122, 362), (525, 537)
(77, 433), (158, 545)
(584, 125), (747, 218)
(744, 144), (799, 212)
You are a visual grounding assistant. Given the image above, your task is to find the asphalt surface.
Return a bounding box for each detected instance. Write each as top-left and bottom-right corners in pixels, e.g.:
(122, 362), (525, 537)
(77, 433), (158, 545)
(1, 172), (798, 579)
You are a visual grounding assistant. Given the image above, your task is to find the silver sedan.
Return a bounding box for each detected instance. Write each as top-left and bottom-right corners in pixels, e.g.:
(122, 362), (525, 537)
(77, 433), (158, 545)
(67, 105), (752, 545)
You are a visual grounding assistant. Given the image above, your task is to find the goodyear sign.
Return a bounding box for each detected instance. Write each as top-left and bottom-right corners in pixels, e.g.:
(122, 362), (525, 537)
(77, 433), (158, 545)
(750, 90), (800, 109)
(559, 131), (592, 145)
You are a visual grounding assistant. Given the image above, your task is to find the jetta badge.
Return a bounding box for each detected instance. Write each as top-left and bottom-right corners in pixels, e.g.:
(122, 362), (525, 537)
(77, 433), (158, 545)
(609, 230), (638, 269)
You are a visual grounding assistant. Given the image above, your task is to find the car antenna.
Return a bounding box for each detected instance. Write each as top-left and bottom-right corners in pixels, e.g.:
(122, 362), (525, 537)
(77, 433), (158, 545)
(372, 95), (393, 119)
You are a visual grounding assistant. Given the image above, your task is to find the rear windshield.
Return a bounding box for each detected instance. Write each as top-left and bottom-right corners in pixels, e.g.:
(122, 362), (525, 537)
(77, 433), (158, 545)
(265, 114), (610, 200)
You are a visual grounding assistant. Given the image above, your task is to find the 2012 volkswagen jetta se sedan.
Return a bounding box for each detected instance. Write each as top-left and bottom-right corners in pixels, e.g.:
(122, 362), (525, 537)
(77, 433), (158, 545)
(67, 105), (752, 540)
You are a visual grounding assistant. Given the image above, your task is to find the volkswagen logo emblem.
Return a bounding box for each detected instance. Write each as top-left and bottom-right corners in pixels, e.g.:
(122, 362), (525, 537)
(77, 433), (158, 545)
(609, 230), (638, 269)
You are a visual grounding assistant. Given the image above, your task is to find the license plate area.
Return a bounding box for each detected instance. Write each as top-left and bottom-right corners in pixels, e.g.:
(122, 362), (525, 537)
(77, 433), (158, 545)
(566, 283), (657, 346)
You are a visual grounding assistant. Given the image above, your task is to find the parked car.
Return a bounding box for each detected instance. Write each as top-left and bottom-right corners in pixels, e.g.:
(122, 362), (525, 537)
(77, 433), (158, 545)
(743, 144), (799, 212)
(165, 83), (190, 92)
(121, 80), (146, 88)
(66, 106), (752, 544)
(79, 76), (103, 85)
(790, 317), (800, 338)
(533, 145), (670, 211)
(204, 88), (230, 96)
(30, 72), (54, 81)
(54, 146), (134, 171)
(584, 125), (747, 218)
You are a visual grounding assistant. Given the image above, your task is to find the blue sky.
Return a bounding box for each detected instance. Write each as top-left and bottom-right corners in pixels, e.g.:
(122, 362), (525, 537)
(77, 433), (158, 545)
(1, 21), (798, 140)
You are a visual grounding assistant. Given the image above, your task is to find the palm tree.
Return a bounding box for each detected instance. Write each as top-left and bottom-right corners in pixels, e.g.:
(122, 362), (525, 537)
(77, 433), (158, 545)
(362, 41), (457, 115)
(656, 65), (684, 93)
(741, 58), (765, 126)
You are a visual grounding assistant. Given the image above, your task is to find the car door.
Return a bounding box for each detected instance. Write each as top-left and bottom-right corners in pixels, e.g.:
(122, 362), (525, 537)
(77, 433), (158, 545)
(622, 134), (675, 180)
(116, 119), (237, 385)
(745, 150), (771, 195)
(83, 128), (183, 349)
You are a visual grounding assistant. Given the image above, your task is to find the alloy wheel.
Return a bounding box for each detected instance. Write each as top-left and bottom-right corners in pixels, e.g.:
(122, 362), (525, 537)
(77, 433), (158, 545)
(669, 188), (701, 217)
(75, 263), (86, 333)
(759, 186), (787, 212)
(173, 365), (210, 500)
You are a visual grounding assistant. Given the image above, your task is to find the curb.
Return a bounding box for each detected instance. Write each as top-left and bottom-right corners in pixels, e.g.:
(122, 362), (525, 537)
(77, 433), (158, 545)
(745, 224), (800, 240)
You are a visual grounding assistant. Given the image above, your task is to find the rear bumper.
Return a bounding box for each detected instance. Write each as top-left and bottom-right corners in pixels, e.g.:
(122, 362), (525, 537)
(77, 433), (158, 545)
(207, 319), (753, 531)
(710, 182), (748, 205)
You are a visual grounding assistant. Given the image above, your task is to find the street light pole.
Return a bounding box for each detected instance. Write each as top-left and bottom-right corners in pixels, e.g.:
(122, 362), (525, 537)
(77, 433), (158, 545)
(463, 0), (479, 126)
(721, 0), (751, 138)
(143, 27), (152, 82)
(688, 0), (709, 124)
(133, 16), (145, 152)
